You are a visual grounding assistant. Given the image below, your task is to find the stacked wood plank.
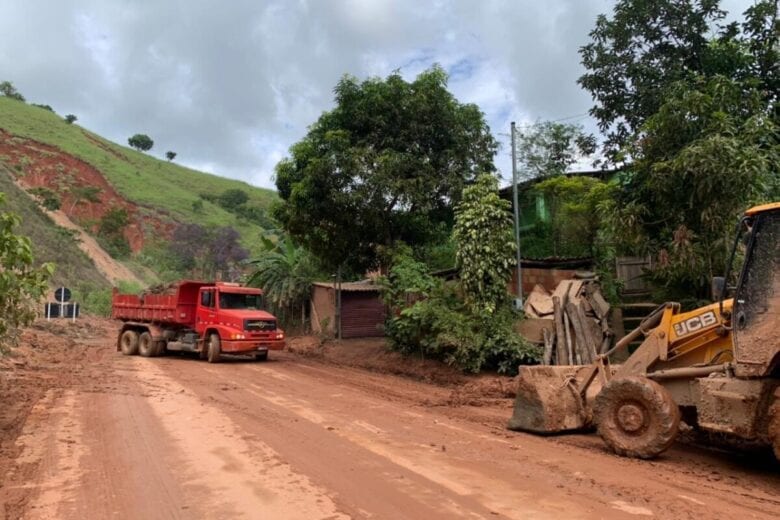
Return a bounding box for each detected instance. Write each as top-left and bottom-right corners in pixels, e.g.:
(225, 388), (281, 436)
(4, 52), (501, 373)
(521, 279), (613, 365)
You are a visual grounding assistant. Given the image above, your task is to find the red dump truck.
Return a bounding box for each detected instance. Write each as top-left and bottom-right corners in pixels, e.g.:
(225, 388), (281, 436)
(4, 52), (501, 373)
(112, 280), (285, 362)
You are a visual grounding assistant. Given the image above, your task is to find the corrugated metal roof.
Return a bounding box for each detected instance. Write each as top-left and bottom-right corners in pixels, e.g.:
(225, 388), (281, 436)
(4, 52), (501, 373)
(312, 281), (381, 292)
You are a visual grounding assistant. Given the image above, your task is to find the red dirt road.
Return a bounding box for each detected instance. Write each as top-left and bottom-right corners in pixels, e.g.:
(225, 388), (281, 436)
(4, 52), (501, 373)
(1, 320), (778, 519)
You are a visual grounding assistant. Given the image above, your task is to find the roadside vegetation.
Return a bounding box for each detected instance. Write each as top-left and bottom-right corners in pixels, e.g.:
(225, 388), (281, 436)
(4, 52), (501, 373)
(0, 193), (52, 353)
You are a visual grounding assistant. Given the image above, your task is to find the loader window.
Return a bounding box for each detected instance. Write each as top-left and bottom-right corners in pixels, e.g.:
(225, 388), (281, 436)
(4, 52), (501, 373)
(733, 210), (780, 370)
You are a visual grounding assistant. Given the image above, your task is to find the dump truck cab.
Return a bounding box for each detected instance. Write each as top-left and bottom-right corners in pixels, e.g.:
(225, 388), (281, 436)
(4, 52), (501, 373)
(195, 282), (285, 353)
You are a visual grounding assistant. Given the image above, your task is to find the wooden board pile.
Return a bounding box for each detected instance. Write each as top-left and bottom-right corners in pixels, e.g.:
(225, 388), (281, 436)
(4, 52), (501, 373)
(521, 279), (613, 365)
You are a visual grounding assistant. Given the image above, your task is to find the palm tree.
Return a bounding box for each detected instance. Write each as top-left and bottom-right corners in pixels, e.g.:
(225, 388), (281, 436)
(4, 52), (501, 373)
(247, 236), (321, 329)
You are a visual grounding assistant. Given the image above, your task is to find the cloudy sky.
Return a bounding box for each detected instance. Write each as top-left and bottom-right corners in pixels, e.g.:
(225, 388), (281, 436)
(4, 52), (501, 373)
(0, 0), (753, 189)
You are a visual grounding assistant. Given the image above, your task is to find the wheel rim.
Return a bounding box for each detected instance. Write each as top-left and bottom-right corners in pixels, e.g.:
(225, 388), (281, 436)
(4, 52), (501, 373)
(616, 402), (646, 434)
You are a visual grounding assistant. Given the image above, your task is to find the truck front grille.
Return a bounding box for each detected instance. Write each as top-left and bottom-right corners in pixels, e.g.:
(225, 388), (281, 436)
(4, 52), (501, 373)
(245, 319), (276, 332)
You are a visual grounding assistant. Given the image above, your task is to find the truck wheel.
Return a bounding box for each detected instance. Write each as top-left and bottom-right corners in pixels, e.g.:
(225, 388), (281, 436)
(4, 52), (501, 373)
(138, 332), (155, 357)
(769, 396), (780, 462)
(254, 351), (268, 361)
(119, 330), (139, 356)
(207, 334), (221, 363)
(594, 376), (680, 459)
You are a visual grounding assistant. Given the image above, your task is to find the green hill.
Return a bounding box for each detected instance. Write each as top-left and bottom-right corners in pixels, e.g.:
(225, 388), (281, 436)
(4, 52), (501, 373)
(0, 97), (277, 255)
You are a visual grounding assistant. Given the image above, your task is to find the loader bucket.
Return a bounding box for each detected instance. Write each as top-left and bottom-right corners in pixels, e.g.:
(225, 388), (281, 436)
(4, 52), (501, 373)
(508, 365), (601, 433)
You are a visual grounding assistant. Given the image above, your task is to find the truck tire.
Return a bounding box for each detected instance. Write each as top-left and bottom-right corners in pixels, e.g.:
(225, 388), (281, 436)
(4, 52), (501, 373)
(594, 376), (680, 459)
(120, 330), (139, 356)
(138, 331), (155, 357)
(254, 351), (268, 361)
(207, 334), (221, 363)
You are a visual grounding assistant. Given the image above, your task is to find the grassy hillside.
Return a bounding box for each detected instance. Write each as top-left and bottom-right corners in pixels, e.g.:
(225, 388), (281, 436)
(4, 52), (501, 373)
(0, 165), (109, 290)
(0, 97), (277, 253)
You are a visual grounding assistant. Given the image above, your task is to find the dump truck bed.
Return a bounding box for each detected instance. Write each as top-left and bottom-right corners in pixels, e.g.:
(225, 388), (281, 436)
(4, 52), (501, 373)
(111, 280), (209, 328)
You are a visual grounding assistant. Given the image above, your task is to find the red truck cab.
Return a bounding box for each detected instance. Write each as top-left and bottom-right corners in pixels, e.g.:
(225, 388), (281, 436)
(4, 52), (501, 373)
(112, 280), (285, 362)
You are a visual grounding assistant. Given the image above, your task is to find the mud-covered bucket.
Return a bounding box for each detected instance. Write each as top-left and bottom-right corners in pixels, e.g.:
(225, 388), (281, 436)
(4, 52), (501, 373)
(508, 365), (601, 433)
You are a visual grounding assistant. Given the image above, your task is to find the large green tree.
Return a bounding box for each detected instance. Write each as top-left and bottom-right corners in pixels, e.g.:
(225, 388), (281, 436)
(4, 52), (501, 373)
(602, 75), (779, 299)
(274, 66), (498, 273)
(579, 0), (778, 161)
(516, 121), (596, 179)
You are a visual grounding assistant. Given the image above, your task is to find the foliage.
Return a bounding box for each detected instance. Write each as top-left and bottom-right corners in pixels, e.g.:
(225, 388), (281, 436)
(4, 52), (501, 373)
(0, 193), (53, 353)
(32, 104), (54, 112)
(64, 114), (77, 124)
(274, 65), (498, 273)
(97, 208), (131, 258)
(166, 223), (249, 280)
(601, 75), (779, 299)
(247, 236), (322, 327)
(516, 121), (597, 179)
(27, 186), (61, 211)
(0, 97), (277, 257)
(165, 150), (176, 161)
(379, 254), (540, 374)
(68, 185), (101, 213)
(218, 188), (249, 208)
(75, 280), (143, 317)
(579, 0), (779, 162)
(127, 133), (154, 152)
(527, 175), (610, 258)
(0, 81), (25, 102)
(453, 174), (516, 315)
(191, 198), (204, 214)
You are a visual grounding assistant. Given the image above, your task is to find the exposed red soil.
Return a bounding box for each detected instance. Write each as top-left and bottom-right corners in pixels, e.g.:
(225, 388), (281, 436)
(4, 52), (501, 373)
(0, 129), (174, 252)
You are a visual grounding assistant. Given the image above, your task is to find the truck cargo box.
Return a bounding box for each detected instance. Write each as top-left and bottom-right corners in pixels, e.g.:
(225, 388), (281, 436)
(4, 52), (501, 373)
(111, 280), (209, 328)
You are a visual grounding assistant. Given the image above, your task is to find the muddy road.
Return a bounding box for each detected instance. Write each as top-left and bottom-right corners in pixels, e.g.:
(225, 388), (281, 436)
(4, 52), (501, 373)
(0, 319), (778, 519)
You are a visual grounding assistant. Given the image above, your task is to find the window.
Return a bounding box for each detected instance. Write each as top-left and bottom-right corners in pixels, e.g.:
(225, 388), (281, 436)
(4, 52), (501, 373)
(218, 292), (264, 310)
(200, 290), (214, 308)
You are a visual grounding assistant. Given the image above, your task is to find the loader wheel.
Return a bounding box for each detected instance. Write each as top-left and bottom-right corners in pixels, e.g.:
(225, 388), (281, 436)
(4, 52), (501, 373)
(207, 334), (221, 363)
(769, 397), (780, 462)
(138, 332), (155, 357)
(594, 376), (681, 459)
(120, 330), (140, 356)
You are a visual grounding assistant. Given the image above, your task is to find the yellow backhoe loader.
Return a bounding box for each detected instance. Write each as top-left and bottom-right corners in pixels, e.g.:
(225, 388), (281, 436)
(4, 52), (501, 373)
(508, 202), (780, 459)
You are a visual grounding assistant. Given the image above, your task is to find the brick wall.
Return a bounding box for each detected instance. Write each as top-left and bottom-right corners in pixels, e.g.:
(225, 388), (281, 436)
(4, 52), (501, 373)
(508, 267), (580, 295)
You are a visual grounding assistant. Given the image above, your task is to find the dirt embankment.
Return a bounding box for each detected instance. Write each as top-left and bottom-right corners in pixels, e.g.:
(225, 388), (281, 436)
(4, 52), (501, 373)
(0, 129), (173, 252)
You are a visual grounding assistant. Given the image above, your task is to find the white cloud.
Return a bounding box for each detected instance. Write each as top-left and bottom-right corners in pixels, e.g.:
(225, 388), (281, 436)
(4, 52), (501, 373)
(0, 0), (755, 189)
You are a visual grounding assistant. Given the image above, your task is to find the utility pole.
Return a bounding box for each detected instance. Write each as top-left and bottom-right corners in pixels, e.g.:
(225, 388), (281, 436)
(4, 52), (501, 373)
(511, 122), (523, 308)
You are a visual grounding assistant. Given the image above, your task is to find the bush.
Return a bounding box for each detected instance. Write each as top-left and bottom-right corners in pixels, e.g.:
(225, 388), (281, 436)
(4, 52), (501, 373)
(380, 255), (540, 374)
(27, 187), (61, 211)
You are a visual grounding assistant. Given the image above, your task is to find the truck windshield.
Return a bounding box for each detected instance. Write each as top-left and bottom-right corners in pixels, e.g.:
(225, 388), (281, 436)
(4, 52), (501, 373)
(219, 292), (263, 310)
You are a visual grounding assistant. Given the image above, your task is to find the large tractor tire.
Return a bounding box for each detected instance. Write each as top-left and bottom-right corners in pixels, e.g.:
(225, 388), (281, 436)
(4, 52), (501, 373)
(138, 331), (155, 357)
(594, 376), (681, 459)
(769, 395), (780, 462)
(207, 334), (222, 363)
(119, 330), (139, 356)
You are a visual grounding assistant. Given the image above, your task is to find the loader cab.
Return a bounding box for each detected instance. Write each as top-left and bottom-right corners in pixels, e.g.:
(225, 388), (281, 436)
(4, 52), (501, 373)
(726, 204), (780, 377)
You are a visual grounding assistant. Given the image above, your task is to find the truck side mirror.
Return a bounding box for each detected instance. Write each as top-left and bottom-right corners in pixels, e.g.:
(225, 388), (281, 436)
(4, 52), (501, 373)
(711, 276), (725, 301)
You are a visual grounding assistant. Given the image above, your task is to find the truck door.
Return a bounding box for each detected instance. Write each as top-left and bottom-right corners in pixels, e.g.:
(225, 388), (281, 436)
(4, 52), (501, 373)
(196, 288), (216, 333)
